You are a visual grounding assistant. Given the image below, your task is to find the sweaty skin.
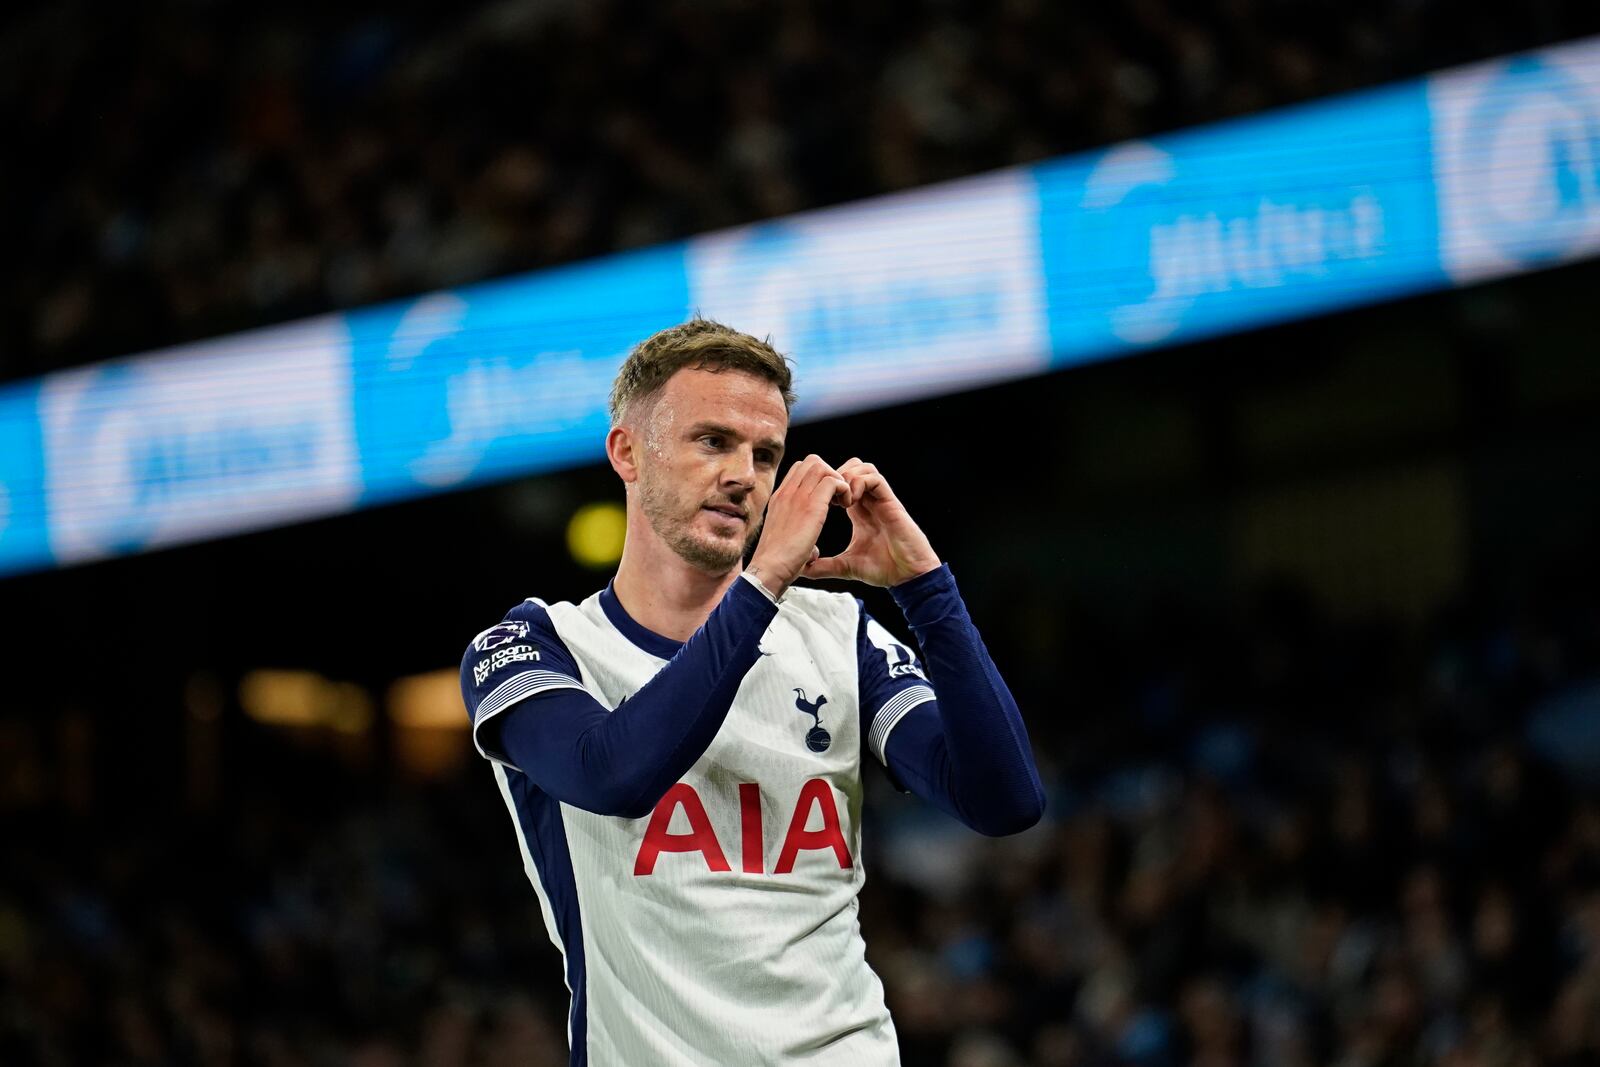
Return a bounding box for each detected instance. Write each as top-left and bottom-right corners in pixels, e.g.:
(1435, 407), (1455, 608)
(608, 367), (850, 638)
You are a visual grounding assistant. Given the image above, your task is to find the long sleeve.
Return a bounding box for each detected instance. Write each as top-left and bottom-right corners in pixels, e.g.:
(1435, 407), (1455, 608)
(859, 565), (1045, 836)
(460, 577), (777, 819)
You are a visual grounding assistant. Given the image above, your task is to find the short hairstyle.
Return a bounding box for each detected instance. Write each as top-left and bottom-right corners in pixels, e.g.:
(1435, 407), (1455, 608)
(609, 317), (796, 425)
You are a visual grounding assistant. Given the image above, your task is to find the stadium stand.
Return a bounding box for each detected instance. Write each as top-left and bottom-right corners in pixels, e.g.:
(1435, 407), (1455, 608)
(6, 0), (1599, 381)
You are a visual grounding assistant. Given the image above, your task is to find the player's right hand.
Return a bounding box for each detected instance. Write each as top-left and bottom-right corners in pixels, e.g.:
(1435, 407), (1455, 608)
(745, 454), (849, 600)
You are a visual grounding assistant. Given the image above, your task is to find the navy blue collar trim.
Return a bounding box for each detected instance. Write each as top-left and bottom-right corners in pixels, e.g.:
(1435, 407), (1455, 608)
(600, 581), (685, 659)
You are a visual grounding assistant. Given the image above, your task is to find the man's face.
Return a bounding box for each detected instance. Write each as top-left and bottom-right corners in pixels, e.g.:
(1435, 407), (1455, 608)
(631, 367), (789, 573)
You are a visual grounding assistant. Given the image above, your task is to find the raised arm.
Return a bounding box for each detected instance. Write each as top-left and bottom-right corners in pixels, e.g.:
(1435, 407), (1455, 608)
(860, 567), (1045, 836)
(806, 458), (1044, 836)
(461, 455), (850, 818)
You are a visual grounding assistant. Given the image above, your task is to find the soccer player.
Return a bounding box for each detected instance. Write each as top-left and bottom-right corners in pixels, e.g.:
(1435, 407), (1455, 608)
(460, 319), (1044, 1065)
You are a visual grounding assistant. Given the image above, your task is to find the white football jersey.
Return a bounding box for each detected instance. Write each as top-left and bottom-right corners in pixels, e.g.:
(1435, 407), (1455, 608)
(461, 578), (937, 1066)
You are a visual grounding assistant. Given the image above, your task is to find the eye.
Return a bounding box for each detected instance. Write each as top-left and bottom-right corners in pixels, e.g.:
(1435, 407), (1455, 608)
(754, 449), (776, 467)
(699, 434), (724, 450)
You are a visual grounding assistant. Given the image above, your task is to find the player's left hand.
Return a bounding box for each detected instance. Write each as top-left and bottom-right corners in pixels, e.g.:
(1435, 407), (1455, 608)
(802, 459), (942, 587)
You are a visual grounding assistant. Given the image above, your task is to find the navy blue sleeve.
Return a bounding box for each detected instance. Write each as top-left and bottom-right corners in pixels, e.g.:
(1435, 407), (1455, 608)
(460, 602), (591, 761)
(862, 565), (1045, 837)
(460, 578), (778, 819)
(856, 603), (939, 780)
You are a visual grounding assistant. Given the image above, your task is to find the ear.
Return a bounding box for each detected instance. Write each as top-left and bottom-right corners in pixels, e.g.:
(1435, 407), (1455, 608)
(607, 425), (640, 484)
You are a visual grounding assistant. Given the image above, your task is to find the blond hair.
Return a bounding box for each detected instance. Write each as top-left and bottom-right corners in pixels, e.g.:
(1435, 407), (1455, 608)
(609, 317), (796, 425)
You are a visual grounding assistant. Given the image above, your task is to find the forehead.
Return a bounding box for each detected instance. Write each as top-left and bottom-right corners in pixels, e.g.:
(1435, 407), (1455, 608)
(652, 366), (789, 440)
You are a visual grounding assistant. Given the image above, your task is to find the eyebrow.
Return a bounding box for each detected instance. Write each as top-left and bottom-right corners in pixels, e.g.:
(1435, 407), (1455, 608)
(689, 422), (785, 456)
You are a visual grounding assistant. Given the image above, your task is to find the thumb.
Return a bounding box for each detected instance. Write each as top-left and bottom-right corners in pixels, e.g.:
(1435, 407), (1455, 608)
(803, 554), (852, 581)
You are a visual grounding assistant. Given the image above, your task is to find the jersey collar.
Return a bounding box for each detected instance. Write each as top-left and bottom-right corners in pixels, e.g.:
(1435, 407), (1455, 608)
(600, 581), (685, 659)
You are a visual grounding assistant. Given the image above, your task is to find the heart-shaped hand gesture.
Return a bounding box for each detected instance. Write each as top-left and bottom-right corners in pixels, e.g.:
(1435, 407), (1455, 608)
(803, 459), (941, 587)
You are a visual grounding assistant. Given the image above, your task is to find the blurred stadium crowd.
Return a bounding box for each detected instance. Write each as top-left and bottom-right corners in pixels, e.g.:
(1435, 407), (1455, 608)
(6, 559), (1600, 1066)
(6, 0), (1599, 382)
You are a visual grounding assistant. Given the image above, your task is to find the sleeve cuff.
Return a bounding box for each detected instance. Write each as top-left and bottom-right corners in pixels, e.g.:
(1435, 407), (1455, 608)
(867, 685), (937, 764)
(471, 669), (589, 767)
(889, 563), (963, 626)
(740, 570), (782, 605)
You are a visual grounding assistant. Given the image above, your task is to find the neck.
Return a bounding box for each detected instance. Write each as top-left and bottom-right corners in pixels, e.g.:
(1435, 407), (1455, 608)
(611, 517), (742, 643)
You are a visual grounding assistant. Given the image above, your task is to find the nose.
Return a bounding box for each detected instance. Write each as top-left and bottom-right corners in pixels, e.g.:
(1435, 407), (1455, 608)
(720, 445), (756, 491)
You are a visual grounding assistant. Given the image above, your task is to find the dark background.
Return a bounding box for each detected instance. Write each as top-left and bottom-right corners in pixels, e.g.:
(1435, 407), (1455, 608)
(5, 2), (1600, 1065)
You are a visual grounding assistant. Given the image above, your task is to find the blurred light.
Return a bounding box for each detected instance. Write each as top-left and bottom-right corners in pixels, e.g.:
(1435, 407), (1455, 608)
(239, 670), (374, 735)
(567, 501), (627, 569)
(389, 668), (470, 780)
(388, 669), (469, 730)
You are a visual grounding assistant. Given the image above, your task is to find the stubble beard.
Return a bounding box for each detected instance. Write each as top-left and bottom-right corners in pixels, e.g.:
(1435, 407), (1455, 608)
(638, 475), (764, 574)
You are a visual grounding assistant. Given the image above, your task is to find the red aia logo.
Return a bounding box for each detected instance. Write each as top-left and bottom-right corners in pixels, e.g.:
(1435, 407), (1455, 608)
(633, 778), (853, 876)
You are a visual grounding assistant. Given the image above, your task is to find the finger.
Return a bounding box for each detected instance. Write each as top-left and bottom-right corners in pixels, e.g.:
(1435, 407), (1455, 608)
(779, 455), (813, 493)
(847, 471), (885, 507)
(794, 454), (839, 498)
(804, 554), (851, 581)
(836, 459), (881, 488)
(808, 472), (849, 510)
(771, 455), (812, 498)
(793, 471), (841, 526)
